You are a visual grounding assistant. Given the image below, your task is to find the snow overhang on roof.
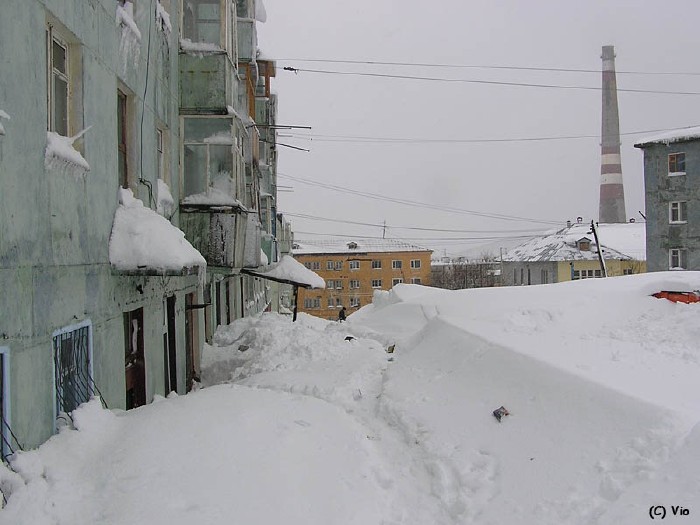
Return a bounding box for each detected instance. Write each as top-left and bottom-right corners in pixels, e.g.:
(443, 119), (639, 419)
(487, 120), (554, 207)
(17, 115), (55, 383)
(109, 189), (206, 275)
(634, 126), (700, 148)
(241, 255), (325, 289)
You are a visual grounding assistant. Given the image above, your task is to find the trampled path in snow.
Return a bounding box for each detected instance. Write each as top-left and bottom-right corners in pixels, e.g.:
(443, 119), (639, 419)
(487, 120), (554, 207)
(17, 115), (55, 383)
(2, 273), (699, 524)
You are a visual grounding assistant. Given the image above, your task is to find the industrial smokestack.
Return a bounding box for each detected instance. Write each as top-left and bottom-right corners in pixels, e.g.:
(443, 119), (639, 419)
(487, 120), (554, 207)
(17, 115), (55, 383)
(599, 45), (626, 223)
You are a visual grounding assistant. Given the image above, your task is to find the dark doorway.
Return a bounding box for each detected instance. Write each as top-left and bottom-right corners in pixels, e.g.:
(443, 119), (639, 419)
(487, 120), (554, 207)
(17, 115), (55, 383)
(125, 308), (146, 409)
(163, 296), (177, 394)
(185, 293), (199, 392)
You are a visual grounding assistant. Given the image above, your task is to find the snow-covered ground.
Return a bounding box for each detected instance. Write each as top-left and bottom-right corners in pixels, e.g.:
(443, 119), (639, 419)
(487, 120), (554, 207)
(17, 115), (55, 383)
(2, 272), (699, 524)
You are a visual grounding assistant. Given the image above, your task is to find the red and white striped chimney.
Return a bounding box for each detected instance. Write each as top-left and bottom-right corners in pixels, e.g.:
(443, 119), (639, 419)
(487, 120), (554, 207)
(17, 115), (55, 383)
(599, 45), (626, 223)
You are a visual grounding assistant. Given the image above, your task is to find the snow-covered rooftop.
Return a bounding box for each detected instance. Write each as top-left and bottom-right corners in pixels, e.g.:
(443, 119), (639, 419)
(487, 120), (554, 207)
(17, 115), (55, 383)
(502, 221), (646, 263)
(634, 125), (700, 147)
(109, 189), (206, 273)
(293, 238), (432, 256)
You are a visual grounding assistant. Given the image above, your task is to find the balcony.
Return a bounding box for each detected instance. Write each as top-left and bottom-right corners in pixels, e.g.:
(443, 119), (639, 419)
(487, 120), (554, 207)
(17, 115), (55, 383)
(180, 209), (240, 268)
(179, 53), (237, 112)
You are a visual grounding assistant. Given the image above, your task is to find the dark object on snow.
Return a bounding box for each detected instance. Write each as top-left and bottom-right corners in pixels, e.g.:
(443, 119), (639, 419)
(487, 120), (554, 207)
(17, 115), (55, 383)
(238, 344), (250, 352)
(386, 344), (395, 354)
(344, 336), (355, 341)
(492, 406), (509, 422)
(338, 307), (347, 321)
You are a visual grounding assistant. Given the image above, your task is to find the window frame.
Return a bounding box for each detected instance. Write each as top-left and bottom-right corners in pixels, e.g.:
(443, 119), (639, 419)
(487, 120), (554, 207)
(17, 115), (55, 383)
(349, 260), (360, 271)
(392, 278), (403, 286)
(392, 260), (402, 270)
(371, 260), (382, 269)
(411, 277), (422, 284)
(410, 259), (421, 269)
(371, 279), (382, 288)
(668, 152), (686, 176)
(349, 279), (360, 289)
(669, 201), (688, 224)
(47, 26), (71, 136)
(326, 261), (333, 270)
(669, 248), (687, 270)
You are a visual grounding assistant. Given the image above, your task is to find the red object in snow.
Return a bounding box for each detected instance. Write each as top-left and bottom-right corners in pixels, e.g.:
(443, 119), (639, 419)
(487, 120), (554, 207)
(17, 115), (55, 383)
(652, 291), (700, 304)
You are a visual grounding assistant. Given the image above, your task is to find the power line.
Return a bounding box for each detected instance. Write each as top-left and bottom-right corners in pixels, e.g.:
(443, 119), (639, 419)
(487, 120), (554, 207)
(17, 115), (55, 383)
(283, 211), (552, 234)
(281, 126), (689, 145)
(293, 230), (539, 242)
(276, 58), (700, 77)
(277, 172), (563, 226)
(282, 67), (700, 96)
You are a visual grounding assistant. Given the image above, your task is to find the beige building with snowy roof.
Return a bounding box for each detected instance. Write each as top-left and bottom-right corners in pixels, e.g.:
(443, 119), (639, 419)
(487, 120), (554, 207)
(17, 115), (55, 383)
(292, 239), (433, 320)
(501, 221), (646, 286)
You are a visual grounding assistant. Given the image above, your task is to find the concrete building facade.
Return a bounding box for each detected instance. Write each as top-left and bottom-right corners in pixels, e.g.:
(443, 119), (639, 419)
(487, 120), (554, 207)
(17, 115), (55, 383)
(0, 0), (279, 457)
(635, 128), (700, 271)
(292, 240), (432, 320)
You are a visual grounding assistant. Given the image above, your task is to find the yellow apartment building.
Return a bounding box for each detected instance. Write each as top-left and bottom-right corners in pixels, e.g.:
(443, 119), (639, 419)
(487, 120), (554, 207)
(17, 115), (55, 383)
(292, 239), (433, 320)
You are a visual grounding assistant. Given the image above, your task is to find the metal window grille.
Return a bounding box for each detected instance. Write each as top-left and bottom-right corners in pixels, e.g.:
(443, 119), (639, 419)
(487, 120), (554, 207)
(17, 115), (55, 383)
(53, 325), (92, 417)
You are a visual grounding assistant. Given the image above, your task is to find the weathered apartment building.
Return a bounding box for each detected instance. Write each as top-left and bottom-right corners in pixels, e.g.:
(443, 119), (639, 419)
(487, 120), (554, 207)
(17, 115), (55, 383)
(635, 128), (700, 271)
(0, 0), (283, 457)
(292, 239), (432, 320)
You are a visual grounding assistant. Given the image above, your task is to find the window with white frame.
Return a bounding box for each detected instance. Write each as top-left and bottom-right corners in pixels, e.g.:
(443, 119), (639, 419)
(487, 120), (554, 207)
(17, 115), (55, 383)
(304, 298), (321, 309)
(334, 261), (343, 271)
(410, 259), (421, 269)
(335, 298), (343, 307)
(327, 297), (334, 308)
(312, 261), (320, 270)
(623, 268), (633, 275)
(371, 279), (382, 288)
(349, 260), (360, 270)
(334, 280), (342, 289)
(668, 152), (686, 175)
(304, 262), (312, 269)
(669, 248), (688, 269)
(669, 201), (688, 223)
(47, 23), (75, 136)
(411, 278), (422, 284)
(349, 279), (360, 289)
(326, 280), (334, 289)
(350, 297), (360, 308)
(326, 261), (333, 270)
(371, 260), (382, 269)
(392, 260), (402, 269)
(392, 278), (403, 286)
(182, 0), (223, 47)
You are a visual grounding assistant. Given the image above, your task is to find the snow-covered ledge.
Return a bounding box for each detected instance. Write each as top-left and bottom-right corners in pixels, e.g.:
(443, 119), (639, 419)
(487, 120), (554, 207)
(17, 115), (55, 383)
(0, 110), (10, 136)
(45, 130), (90, 176)
(179, 38), (224, 56)
(109, 188), (206, 275)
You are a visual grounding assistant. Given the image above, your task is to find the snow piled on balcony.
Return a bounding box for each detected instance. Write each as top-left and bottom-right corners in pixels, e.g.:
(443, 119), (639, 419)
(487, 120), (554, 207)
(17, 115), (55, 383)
(110, 188), (206, 272)
(180, 38), (223, 56)
(182, 173), (245, 208)
(256, 255), (326, 289)
(0, 109), (10, 135)
(45, 130), (90, 177)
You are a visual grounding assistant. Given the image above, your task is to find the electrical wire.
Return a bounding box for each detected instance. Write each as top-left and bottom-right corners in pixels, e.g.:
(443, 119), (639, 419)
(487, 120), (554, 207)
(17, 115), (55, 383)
(276, 58), (700, 77)
(282, 67), (700, 96)
(278, 172), (563, 225)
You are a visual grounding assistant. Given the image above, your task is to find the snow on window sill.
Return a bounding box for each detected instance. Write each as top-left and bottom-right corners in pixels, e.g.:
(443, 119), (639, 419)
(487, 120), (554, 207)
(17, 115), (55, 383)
(180, 38), (224, 56)
(668, 172), (686, 177)
(45, 130), (90, 176)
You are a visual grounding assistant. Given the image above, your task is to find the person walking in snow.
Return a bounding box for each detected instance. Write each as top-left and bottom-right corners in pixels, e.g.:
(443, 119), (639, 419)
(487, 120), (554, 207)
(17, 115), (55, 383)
(338, 306), (347, 322)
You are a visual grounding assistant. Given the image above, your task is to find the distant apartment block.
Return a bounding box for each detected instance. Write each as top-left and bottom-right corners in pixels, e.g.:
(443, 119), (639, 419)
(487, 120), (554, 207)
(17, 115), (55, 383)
(292, 239), (433, 319)
(635, 128), (700, 271)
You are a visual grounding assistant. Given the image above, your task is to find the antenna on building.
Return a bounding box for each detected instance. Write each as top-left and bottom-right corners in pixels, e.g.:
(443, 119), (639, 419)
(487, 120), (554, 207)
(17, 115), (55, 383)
(599, 45), (627, 223)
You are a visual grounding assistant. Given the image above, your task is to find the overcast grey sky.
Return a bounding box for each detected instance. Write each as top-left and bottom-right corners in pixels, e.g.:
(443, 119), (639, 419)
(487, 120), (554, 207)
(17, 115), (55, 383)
(257, 0), (700, 257)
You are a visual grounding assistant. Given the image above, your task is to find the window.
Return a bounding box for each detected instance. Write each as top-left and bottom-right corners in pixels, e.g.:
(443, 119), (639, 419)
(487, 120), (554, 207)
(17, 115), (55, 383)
(668, 153), (686, 175)
(303, 298), (321, 309)
(118, 90), (129, 188)
(623, 268), (633, 275)
(574, 269), (601, 280)
(669, 201), (688, 223)
(371, 260), (382, 269)
(182, 0), (222, 46)
(326, 280), (334, 289)
(349, 260), (360, 270)
(392, 260), (402, 269)
(304, 262), (312, 269)
(371, 279), (382, 288)
(334, 280), (342, 289)
(334, 261), (343, 271)
(53, 321), (93, 418)
(410, 259), (421, 269)
(327, 261), (333, 270)
(669, 248), (688, 270)
(392, 278), (403, 286)
(349, 279), (360, 289)
(312, 262), (320, 270)
(327, 297), (334, 308)
(335, 298), (343, 307)
(541, 270), (549, 284)
(47, 25), (71, 135)
(350, 297), (360, 308)
(411, 278), (422, 284)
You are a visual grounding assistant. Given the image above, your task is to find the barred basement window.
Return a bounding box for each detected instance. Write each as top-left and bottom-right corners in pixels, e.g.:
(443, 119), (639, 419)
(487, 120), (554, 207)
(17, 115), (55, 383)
(53, 321), (93, 419)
